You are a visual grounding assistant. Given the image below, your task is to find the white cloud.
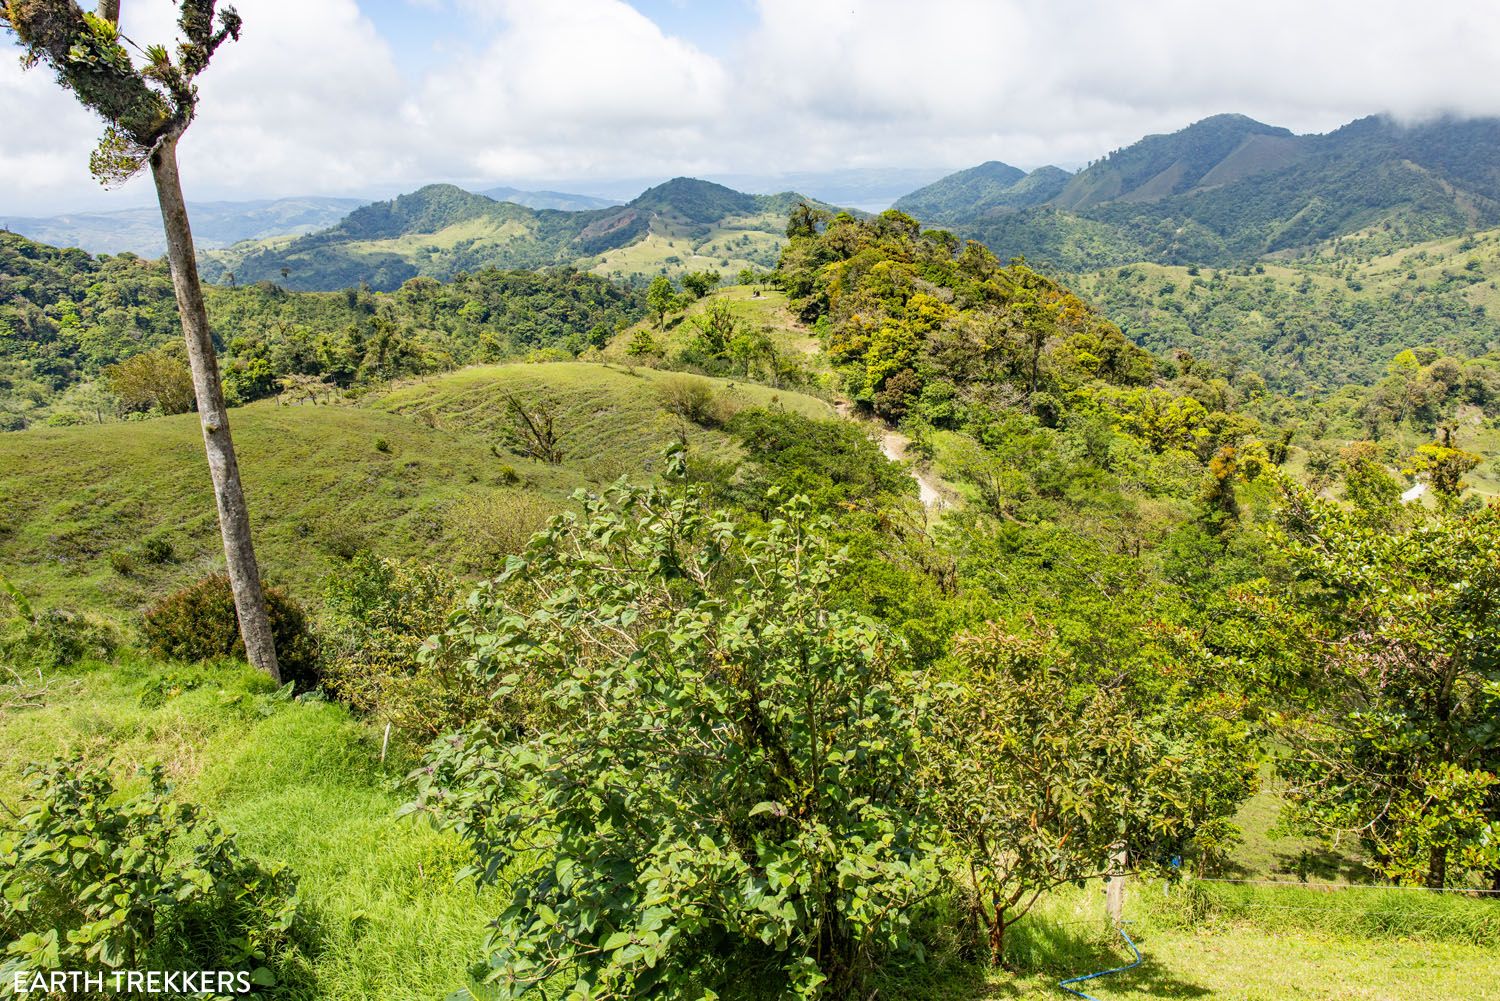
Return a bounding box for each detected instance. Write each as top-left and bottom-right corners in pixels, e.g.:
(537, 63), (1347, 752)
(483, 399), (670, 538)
(5, 0), (1500, 213)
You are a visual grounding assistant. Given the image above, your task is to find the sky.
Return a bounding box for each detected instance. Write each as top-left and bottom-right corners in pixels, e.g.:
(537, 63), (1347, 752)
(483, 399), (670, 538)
(4, 0), (1500, 214)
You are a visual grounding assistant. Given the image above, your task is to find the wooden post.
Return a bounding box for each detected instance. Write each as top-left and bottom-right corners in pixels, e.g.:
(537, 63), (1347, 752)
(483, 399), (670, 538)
(1105, 843), (1128, 926)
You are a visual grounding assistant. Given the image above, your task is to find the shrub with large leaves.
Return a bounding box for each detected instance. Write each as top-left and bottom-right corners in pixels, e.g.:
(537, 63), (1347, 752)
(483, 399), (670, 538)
(406, 475), (936, 999)
(0, 757), (301, 998)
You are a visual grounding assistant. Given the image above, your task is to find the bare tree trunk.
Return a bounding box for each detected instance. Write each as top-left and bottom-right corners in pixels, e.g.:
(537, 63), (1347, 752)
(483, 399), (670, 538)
(150, 133), (281, 683)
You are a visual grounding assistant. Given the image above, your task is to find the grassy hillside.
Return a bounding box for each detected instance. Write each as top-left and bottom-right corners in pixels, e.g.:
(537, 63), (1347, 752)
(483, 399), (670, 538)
(605, 285), (832, 378)
(0, 361), (833, 622)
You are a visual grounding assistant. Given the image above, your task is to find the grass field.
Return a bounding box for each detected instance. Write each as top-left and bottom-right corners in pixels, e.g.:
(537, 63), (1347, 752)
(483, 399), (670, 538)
(0, 360), (832, 625)
(584, 211), (787, 281)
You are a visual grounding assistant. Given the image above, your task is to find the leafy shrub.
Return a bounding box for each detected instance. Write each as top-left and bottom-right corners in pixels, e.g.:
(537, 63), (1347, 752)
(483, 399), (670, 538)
(408, 478), (936, 998)
(322, 554), (489, 739)
(444, 490), (559, 575)
(0, 757), (303, 997)
(142, 575), (320, 689)
(0, 605), (117, 671)
(922, 620), (1257, 964)
(374, 436), (391, 453)
(140, 535), (175, 565)
(655, 373), (723, 425)
(107, 549), (138, 576)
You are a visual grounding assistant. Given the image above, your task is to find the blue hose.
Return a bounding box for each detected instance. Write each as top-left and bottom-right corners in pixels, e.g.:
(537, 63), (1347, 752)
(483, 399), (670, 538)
(1057, 922), (1143, 1001)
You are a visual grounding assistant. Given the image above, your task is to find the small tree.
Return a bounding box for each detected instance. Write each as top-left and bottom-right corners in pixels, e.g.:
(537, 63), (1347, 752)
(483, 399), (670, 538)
(925, 620), (1256, 965)
(102, 343), (194, 414)
(645, 274), (677, 327)
(408, 482), (936, 998)
(1252, 484), (1500, 888)
(681, 268), (720, 300)
(501, 393), (566, 464)
(3, 0), (280, 681)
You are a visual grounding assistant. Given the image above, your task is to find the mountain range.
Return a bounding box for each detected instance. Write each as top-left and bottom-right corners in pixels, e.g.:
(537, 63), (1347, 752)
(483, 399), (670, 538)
(895, 113), (1500, 270)
(201, 178), (836, 291)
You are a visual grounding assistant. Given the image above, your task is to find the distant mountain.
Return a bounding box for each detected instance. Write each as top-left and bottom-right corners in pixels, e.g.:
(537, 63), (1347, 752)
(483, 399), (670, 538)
(482, 186), (622, 211)
(0, 197), (364, 256)
(205, 178), (839, 291)
(707, 167), (953, 211)
(897, 114), (1500, 270)
(893, 162), (1069, 221)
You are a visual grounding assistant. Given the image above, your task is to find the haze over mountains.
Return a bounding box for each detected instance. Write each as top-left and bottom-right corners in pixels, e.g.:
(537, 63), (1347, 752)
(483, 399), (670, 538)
(9, 111), (1500, 295)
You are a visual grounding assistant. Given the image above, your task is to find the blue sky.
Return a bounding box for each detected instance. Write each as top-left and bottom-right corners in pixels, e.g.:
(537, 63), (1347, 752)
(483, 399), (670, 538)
(363, 0), (758, 80)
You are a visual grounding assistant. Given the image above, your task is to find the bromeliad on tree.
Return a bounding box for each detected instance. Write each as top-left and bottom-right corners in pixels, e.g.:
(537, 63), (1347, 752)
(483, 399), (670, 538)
(3, 0), (280, 682)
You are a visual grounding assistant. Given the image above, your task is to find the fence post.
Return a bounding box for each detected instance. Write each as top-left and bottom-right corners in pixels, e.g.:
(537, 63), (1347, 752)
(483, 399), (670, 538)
(1105, 842), (1128, 926)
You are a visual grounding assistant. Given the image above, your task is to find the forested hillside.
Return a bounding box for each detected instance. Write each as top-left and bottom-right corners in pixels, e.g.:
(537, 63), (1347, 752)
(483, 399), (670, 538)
(0, 231), (643, 429)
(1074, 229), (1500, 392)
(906, 113), (1500, 270)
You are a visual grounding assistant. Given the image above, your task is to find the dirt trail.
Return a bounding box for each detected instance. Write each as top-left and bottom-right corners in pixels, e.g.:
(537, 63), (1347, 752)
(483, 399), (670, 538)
(835, 402), (947, 509)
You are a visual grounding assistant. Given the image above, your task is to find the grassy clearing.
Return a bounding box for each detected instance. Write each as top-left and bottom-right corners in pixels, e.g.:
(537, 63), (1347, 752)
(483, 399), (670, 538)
(585, 212), (786, 281)
(0, 360), (832, 624)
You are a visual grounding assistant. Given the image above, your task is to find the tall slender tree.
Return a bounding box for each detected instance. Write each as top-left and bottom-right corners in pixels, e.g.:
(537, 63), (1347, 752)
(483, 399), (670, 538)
(3, 0), (280, 681)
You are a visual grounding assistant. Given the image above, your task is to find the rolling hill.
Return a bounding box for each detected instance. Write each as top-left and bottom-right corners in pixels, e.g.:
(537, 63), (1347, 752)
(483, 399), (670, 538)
(901, 113), (1500, 270)
(0, 361), (834, 618)
(203, 178), (838, 292)
(893, 161), (1068, 221)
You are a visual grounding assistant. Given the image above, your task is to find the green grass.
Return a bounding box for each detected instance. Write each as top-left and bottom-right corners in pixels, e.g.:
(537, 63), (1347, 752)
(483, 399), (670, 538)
(0, 658), (502, 1001)
(584, 212), (786, 281)
(0, 361), (833, 625)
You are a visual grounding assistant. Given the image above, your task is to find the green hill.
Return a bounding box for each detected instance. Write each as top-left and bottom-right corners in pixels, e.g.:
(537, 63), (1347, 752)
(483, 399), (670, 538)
(205, 178), (838, 292)
(906, 113), (1500, 270)
(892, 161), (1067, 222)
(0, 361), (834, 619)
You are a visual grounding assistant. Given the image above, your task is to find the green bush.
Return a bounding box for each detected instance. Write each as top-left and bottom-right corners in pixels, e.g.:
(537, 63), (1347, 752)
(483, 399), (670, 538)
(140, 535), (175, 565)
(107, 549), (138, 576)
(0, 608), (117, 671)
(0, 757), (304, 997)
(142, 575), (320, 689)
(321, 554), (487, 740)
(409, 481), (936, 998)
